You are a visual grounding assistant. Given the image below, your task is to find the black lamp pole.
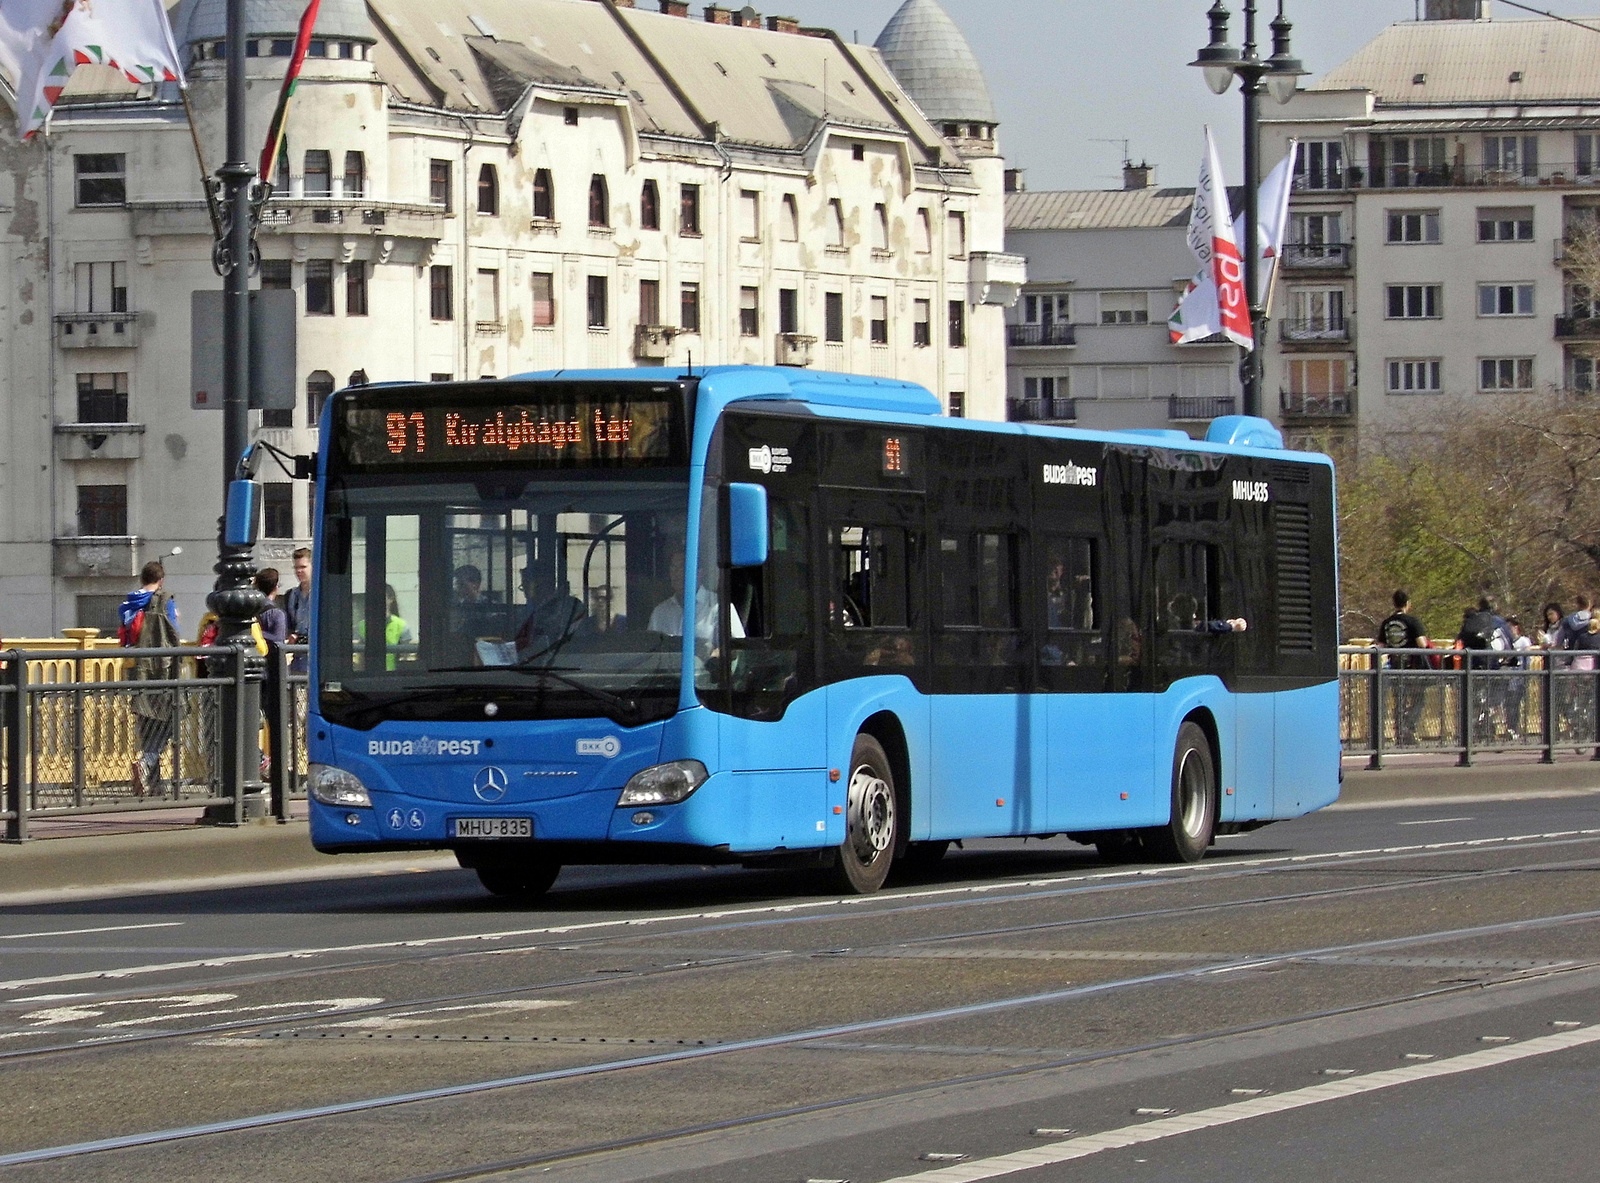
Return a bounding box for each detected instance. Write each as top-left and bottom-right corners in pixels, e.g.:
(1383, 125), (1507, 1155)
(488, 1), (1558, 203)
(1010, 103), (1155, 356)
(1191, 0), (1306, 421)
(207, 0), (268, 819)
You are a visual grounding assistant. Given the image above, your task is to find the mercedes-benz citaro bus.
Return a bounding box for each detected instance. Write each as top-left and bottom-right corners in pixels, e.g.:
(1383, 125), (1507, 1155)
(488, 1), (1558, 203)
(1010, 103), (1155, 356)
(305, 368), (1340, 899)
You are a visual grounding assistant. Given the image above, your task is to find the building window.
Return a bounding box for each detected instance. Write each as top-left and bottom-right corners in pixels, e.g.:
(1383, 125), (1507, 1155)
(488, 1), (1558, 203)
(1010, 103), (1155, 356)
(680, 282), (700, 333)
(639, 278), (660, 326)
(75, 154), (126, 207)
(1386, 209), (1440, 244)
(73, 262), (126, 313)
(779, 287), (799, 334)
(1480, 357), (1535, 391)
(915, 208), (932, 254)
(1478, 206), (1533, 242)
(739, 286), (760, 337)
(307, 371), (335, 424)
(587, 275), (608, 328)
(307, 39), (327, 57)
(1570, 351), (1595, 392)
(1290, 211), (1343, 246)
(588, 175), (609, 227)
(346, 260), (369, 316)
(1023, 376), (1069, 401)
(1370, 136), (1447, 188)
(1581, 134), (1600, 179)
(1294, 140), (1345, 191)
(477, 164), (499, 215)
(260, 259), (292, 290)
(739, 189), (760, 240)
(1024, 292), (1070, 326)
(872, 203), (889, 252)
(564, 106), (579, 126)
(1099, 366), (1151, 399)
(827, 199), (846, 247)
(913, 298), (931, 346)
(342, 151), (365, 197)
(870, 294), (889, 344)
(303, 150), (331, 197)
(476, 269), (500, 323)
(948, 391), (965, 418)
(533, 169), (554, 220)
(1478, 282), (1534, 317)
(1484, 134), (1539, 178)
(781, 194), (799, 241)
(263, 484), (294, 539)
(261, 400), (294, 429)
(1100, 291), (1150, 324)
(825, 291), (845, 342)
(531, 272), (555, 326)
(1287, 358), (1348, 399)
(948, 299), (966, 348)
(429, 159), (452, 210)
(430, 265), (453, 320)
(305, 259), (334, 315)
(1387, 358), (1443, 393)
(680, 184), (701, 234)
(77, 485), (127, 536)
(641, 179), (660, 230)
(76, 372), (128, 422)
(1386, 284), (1441, 319)
(852, 142), (865, 161)
(1291, 287), (1345, 329)
(947, 210), (967, 258)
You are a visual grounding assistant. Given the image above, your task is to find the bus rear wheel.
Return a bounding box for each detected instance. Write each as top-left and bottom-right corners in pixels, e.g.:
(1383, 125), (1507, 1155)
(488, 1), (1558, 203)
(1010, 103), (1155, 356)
(829, 734), (899, 895)
(1145, 721), (1217, 864)
(473, 857), (561, 901)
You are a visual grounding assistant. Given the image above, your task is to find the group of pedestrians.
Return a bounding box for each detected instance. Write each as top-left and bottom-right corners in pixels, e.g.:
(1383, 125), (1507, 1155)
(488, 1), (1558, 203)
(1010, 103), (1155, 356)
(116, 550), (313, 794)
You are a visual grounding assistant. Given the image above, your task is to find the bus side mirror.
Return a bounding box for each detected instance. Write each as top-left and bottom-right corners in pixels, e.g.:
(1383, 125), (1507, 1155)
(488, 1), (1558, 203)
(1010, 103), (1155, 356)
(726, 482), (769, 567)
(224, 479), (261, 548)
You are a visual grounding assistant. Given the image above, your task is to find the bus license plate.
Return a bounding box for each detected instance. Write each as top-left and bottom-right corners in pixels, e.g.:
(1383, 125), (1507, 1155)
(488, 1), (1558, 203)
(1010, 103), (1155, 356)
(452, 817), (532, 840)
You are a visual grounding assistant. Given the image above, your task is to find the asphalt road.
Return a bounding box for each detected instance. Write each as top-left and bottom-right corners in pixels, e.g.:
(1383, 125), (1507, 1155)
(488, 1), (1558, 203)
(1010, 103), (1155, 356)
(1, 773), (1598, 1183)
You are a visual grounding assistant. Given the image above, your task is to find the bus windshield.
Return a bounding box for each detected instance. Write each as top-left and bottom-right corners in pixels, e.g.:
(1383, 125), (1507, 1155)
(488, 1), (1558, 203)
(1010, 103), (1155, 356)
(317, 472), (690, 728)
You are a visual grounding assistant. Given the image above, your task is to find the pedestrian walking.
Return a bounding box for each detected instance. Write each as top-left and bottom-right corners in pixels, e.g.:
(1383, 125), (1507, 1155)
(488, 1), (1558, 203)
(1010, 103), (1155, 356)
(1379, 589), (1430, 746)
(119, 561), (181, 796)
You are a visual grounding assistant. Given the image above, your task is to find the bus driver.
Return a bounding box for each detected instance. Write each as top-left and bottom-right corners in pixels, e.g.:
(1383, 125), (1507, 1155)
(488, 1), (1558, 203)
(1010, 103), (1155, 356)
(649, 553), (744, 649)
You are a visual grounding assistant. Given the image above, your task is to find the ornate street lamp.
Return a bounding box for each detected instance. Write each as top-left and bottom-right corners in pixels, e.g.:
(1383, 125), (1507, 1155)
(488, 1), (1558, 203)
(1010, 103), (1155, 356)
(1190, 0), (1308, 419)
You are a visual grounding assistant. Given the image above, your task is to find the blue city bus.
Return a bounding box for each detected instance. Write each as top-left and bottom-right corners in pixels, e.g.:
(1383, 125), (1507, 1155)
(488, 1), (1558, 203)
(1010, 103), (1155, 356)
(305, 367), (1340, 897)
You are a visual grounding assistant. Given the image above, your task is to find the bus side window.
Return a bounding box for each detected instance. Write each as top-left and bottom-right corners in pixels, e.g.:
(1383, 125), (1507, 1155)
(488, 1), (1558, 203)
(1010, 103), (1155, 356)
(1155, 542), (1217, 633)
(833, 525), (909, 630)
(1041, 534), (1102, 668)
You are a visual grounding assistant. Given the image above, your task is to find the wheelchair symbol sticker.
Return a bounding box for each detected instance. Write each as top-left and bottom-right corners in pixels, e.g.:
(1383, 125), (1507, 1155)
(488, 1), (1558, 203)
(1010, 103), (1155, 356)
(407, 809), (426, 830)
(387, 809), (404, 830)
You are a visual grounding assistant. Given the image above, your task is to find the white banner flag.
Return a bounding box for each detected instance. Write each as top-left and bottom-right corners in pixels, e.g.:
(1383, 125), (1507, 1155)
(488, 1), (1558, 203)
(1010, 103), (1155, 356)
(0, 0), (184, 139)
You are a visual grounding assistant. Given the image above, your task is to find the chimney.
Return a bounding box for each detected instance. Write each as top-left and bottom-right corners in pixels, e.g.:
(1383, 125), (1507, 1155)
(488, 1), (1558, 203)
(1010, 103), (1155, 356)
(732, 7), (761, 26)
(1123, 161), (1154, 190)
(610, 0), (635, 7)
(659, 0), (689, 13)
(766, 14), (799, 33)
(1003, 168), (1025, 193)
(704, 5), (732, 23)
(1423, 0), (1490, 18)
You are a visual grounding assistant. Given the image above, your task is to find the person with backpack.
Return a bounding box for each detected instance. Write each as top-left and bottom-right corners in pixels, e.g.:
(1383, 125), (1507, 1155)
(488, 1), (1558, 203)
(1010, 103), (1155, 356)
(119, 561), (181, 796)
(1457, 597), (1515, 742)
(1379, 590), (1430, 747)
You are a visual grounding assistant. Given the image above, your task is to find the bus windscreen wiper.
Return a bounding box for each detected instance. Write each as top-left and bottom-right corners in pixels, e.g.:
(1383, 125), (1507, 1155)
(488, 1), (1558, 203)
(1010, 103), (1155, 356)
(426, 665), (641, 722)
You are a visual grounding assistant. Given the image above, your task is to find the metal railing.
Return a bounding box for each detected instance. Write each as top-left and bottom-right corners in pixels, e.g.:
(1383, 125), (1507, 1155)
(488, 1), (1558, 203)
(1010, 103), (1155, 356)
(1007, 323), (1077, 347)
(1281, 243), (1351, 269)
(1555, 316), (1600, 340)
(1280, 317), (1351, 343)
(1338, 646), (1600, 770)
(1280, 389), (1356, 419)
(1168, 395), (1236, 421)
(1008, 397), (1077, 423)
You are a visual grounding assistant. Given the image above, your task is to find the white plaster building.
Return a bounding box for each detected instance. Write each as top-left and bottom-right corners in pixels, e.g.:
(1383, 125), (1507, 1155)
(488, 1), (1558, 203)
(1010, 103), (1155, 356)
(0, 0), (1018, 636)
(1262, 4), (1600, 443)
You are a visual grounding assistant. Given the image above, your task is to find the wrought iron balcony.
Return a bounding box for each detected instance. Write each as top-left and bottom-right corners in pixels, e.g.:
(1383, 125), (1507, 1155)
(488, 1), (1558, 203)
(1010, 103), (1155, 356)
(1007, 322), (1077, 348)
(1280, 389), (1357, 419)
(1280, 242), (1351, 270)
(1280, 317), (1351, 344)
(1168, 395), (1237, 421)
(1007, 397), (1076, 423)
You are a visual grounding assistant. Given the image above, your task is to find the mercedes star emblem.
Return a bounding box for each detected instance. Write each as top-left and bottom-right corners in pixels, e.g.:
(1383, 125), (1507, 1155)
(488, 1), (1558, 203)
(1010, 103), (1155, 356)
(472, 765), (509, 803)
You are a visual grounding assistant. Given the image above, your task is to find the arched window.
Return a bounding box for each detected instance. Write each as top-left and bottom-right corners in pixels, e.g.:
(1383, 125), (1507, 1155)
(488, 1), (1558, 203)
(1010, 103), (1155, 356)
(827, 198), (845, 247)
(532, 169), (554, 220)
(640, 179), (659, 231)
(307, 370), (335, 425)
(780, 193), (799, 242)
(477, 163), (499, 215)
(589, 174), (609, 227)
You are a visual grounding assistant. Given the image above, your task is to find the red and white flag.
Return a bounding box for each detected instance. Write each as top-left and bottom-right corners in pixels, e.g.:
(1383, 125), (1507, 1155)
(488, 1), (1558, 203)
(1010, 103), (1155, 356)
(1172, 127), (1252, 349)
(0, 0), (185, 139)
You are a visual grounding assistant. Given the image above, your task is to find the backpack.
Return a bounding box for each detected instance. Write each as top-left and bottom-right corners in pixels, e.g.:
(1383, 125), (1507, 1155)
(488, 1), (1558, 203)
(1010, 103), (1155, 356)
(1381, 616), (1412, 650)
(1460, 609), (1496, 651)
(1577, 617), (1600, 652)
(117, 604), (146, 648)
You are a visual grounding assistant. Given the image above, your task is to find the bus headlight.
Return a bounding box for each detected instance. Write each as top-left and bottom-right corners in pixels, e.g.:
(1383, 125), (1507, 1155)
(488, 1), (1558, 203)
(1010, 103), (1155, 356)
(617, 760), (708, 807)
(308, 764), (372, 808)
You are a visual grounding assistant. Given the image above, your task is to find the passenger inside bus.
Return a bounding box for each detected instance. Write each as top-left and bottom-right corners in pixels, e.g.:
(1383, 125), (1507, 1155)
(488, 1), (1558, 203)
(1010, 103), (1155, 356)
(513, 567), (588, 662)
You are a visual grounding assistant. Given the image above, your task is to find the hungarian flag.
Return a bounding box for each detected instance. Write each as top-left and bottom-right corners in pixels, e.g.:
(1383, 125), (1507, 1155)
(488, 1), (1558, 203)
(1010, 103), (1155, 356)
(258, 0), (322, 183)
(0, 0), (185, 139)
(1170, 137), (1298, 347)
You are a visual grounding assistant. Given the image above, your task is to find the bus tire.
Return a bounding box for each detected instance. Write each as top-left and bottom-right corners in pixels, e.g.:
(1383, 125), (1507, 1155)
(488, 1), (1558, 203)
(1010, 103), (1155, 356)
(830, 733), (899, 894)
(1146, 721), (1217, 864)
(475, 858), (561, 901)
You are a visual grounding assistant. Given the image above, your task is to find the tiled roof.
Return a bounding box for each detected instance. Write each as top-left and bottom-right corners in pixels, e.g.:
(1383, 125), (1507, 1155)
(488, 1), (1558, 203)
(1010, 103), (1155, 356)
(1006, 188), (1196, 232)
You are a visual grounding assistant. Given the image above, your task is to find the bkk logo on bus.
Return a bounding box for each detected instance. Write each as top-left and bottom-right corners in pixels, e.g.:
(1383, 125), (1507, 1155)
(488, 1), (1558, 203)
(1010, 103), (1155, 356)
(577, 737), (622, 758)
(367, 736), (485, 757)
(748, 445), (792, 474)
(1232, 480), (1271, 503)
(1041, 462), (1098, 487)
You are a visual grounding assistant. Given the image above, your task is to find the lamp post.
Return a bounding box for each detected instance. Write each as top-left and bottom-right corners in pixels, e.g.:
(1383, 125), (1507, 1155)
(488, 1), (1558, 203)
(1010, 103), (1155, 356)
(1190, 0), (1307, 420)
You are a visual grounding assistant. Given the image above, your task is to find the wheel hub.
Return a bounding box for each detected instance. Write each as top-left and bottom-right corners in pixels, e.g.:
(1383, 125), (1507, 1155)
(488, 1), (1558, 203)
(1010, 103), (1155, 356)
(846, 763), (894, 862)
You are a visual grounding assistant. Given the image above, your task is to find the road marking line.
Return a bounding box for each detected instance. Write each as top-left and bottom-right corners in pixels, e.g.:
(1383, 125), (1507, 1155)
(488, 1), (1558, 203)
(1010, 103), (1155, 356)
(1396, 818), (1476, 826)
(1, 828), (1596, 996)
(0, 923), (184, 941)
(875, 1026), (1600, 1183)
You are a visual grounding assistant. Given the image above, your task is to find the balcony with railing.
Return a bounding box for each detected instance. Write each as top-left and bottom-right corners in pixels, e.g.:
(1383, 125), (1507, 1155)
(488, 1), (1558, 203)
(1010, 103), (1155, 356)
(1280, 316), (1351, 345)
(1280, 389), (1357, 420)
(1007, 322), (1077, 348)
(1555, 316), (1600, 340)
(54, 312), (140, 349)
(1007, 397), (1076, 423)
(1294, 162), (1600, 191)
(1281, 242), (1351, 271)
(1168, 395), (1236, 422)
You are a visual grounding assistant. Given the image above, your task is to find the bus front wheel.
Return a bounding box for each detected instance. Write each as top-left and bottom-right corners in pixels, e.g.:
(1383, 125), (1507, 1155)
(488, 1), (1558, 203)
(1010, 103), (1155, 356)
(830, 734), (899, 894)
(1145, 721), (1217, 864)
(473, 857), (561, 901)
